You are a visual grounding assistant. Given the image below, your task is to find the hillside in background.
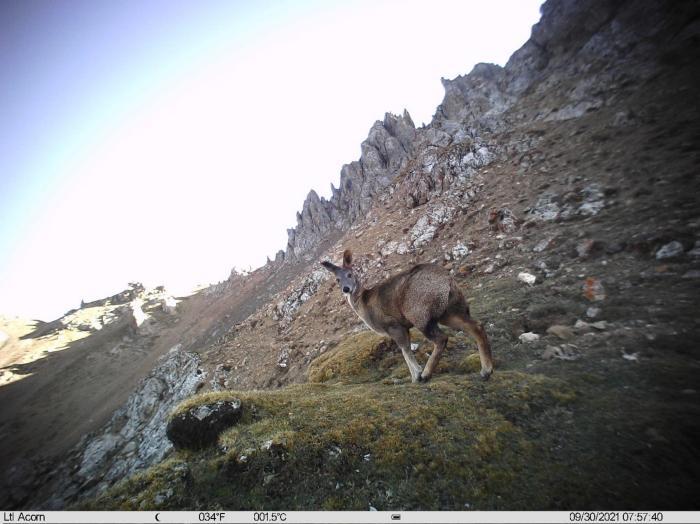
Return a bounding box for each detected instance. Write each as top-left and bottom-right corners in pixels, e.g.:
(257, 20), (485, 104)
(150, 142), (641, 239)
(1, 0), (699, 510)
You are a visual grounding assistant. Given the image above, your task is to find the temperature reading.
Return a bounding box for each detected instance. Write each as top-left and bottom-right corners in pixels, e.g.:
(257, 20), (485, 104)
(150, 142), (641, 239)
(253, 512), (287, 522)
(199, 512), (226, 522)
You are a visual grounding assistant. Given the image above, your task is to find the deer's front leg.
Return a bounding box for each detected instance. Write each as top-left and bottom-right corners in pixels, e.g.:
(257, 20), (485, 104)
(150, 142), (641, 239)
(387, 325), (422, 383)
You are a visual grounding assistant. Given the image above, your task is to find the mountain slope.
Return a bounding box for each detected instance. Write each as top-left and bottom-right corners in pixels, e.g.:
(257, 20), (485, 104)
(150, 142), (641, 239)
(5, 0), (700, 510)
(83, 0), (700, 510)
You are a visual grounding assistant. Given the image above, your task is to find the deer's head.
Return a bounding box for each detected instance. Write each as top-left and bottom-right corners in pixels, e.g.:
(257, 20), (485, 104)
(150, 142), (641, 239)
(321, 249), (359, 295)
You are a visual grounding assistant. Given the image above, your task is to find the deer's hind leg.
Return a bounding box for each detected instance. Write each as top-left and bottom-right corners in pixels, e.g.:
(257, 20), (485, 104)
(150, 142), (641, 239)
(441, 312), (493, 380)
(386, 325), (422, 383)
(419, 319), (448, 382)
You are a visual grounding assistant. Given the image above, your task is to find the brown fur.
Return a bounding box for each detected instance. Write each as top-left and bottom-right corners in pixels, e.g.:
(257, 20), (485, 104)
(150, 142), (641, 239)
(321, 250), (493, 383)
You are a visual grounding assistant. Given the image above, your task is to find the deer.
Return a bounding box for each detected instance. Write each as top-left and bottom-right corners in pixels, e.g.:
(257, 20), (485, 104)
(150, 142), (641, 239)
(321, 249), (493, 383)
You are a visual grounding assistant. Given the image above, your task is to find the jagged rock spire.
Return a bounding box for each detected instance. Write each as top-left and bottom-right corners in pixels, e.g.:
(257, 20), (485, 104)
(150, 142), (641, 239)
(285, 110), (416, 261)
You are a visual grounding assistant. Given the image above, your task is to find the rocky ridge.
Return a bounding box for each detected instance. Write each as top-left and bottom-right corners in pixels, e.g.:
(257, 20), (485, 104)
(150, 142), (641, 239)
(282, 0), (683, 263)
(34, 346), (205, 508)
(284, 111), (417, 261)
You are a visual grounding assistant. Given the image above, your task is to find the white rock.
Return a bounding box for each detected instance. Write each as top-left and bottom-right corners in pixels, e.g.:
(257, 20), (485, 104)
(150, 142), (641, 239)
(410, 216), (437, 248)
(476, 146), (491, 164)
(193, 405), (214, 421)
(574, 320), (591, 330)
(517, 272), (537, 285)
(529, 195), (560, 221)
(578, 201), (605, 216)
(622, 352), (639, 362)
(577, 184), (605, 216)
(277, 347), (290, 368)
(380, 241), (398, 257)
(586, 306), (601, 318)
(533, 237), (554, 252)
(519, 332), (540, 343)
(396, 242), (409, 255)
(409, 205), (455, 248)
(655, 241), (684, 260)
(451, 242), (470, 259)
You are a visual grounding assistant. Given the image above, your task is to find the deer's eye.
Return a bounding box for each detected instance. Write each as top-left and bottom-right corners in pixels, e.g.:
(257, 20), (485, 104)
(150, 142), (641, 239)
(336, 278), (340, 283)
(347, 273), (352, 278)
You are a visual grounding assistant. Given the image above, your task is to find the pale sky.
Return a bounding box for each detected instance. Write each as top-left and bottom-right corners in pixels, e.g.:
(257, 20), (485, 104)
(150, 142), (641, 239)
(0, 0), (542, 321)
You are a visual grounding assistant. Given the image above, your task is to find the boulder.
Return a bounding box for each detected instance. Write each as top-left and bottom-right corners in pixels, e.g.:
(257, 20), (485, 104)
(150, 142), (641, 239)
(167, 399), (242, 449)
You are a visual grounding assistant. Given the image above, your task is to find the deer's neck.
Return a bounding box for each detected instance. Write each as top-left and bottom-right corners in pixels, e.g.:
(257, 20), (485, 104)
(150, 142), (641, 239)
(346, 286), (383, 334)
(346, 285), (364, 314)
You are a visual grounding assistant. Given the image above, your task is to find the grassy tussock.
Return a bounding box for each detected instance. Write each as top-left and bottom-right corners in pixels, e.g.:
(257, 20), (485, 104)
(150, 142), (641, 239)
(307, 329), (482, 385)
(307, 331), (400, 383)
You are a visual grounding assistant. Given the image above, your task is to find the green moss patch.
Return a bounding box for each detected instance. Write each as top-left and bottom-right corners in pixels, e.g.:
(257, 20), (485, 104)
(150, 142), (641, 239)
(308, 331), (401, 383)
(84, 370), (575, 510)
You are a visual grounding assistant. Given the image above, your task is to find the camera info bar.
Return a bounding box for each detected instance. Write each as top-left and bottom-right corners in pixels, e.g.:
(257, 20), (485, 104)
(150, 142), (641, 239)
(2, 511), (699, 524)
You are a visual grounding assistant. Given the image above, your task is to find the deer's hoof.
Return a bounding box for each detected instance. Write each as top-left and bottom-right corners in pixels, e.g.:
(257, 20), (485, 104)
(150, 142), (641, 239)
(480, 368), (493, 381)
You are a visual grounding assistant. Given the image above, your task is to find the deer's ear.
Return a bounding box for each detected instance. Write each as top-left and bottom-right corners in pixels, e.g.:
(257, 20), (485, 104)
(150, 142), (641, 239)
(321, 260), (338, 272)
(342, 249), (353, 268)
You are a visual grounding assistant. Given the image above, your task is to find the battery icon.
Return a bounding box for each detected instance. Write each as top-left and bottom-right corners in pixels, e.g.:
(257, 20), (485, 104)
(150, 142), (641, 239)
(391, 515), (401, 521)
